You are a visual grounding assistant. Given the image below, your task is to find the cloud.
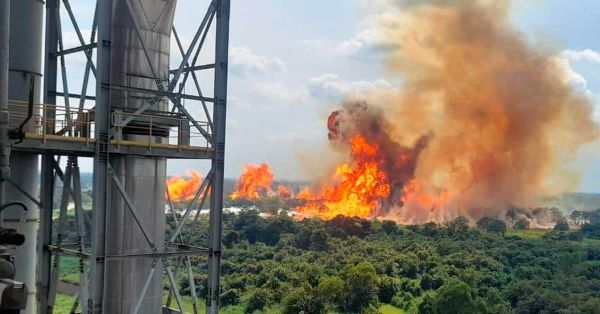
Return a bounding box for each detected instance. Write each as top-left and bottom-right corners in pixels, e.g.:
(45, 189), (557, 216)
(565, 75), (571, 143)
(226, 117), (239, 130)
(228, 96), (253, 111)
(561, 49), (600, 63)
(556, 49), (600, 88)
(251, 74), (393, 106)
(252, 82), (311, 105)
(229, 46), (285, 76)
(301, 1), (401, 58)
(306, 73), (392, 100)
(553, 56), (588, 88)
(302, 28), (386, 58)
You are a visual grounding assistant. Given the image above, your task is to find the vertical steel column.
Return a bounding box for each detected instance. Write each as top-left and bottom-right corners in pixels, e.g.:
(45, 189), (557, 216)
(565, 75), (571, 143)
(71, 158), (89, 310)
(89, 0), (112, 312)
(0, 0), (9, 212)
(38, 155), (55, 314)
(207, 0), (229, 313)
(39, 1), (59, 312)
(44, 0), (58, 133)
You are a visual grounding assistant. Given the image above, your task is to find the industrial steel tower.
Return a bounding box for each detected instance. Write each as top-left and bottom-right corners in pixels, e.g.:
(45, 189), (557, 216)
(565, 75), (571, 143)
(0, 0), (229, 313)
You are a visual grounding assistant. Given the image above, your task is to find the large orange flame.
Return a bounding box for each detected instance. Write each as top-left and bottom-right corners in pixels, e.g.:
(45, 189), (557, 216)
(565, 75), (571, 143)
(276, 184), (292, 199)
(295, 135), (391, 219)
(401, 180), (453, 210)
(230, 163), (275, 200)
(166, 170), (203, 202)
(295, 0), (599, 224)
(296, 187), (313, 200)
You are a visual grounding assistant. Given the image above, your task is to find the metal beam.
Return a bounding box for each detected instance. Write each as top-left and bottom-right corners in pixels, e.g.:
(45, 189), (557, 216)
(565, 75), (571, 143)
(53, 91), (95, 101)
(69, 297), (80, 314)
(123, 0), (162, 89)
(39, 0), (60, 311)
(112, 2), (215, 137)
(191, 187), (210, 232)
(48, 157), (74, 313)
(175, 16), (215, 107)
(165, 264), (184, 314)
(109, 82), (215, 143)
(56, 6), (73, 127)
(89, 0), (112, 311)
(168, 63), (215, 74)
(132, 263), (157, 314)
(6, 178), (42, 208)
(107, 164), (156, 250)
(108, 84), (214, 103)
(56, 43), (96, 57)
(38, 155), (55, 314)
(172, 26), (214, 132)
(12, 138), (215, 160)
(52, 159), (92, 225)
(47, 245), (90, 259)
(113, 99), (157, 128)
(71, 158), (89, 311)
(185, 257), (199, 314)
(74, 2), (97, 127)
(104, 248), (208, 260)
(44, 0), (59, 134)
(166, 188), (185, 244)
(173, 11), (215, 100)
(165, 190), (199, 314)
(168, 3), (216, 92)
(62, 0), (97, 76)
(171, 101), (213, 144)
(207, 1), (230, 313)
(168, 171), (212, 243)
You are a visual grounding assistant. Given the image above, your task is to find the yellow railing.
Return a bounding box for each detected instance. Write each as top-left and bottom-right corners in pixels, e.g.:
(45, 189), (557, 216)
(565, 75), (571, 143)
(8, 101), (212, 151)
(111, 111), (211, 150)
(8, 101), (95, 144)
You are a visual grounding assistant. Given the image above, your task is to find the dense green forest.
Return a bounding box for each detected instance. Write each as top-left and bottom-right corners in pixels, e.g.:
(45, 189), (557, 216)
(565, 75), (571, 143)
(54, 208), (600, 313)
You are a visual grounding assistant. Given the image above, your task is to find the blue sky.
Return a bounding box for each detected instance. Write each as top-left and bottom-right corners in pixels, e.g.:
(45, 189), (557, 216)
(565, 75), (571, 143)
(59, 0), (600, 192)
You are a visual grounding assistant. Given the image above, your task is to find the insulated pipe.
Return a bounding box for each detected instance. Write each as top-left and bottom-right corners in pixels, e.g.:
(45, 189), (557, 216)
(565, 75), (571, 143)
(0, 0), (9, 212)
(4, 1), (43, 313)
(104, 1), (176, 312)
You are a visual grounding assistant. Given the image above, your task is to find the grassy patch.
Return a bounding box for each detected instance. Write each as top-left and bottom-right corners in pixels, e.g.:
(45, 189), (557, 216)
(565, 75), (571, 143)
(379, 304), (405, 314)
(53, 294), (78, 314)
(60, 273), (80, 285)
(59, 256), (80, 275)
(581, 237), (600, 245)
(162, 293), (206, 313)
(220, 305), (246, 313)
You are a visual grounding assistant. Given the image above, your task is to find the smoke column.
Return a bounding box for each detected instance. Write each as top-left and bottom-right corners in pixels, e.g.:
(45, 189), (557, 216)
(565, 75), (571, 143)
(319, 0), (599, 223)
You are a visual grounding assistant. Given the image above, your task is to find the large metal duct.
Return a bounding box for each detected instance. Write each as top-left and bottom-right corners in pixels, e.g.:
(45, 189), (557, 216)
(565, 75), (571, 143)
(4, 1), (43, 313)
(105, 0), (176, 312)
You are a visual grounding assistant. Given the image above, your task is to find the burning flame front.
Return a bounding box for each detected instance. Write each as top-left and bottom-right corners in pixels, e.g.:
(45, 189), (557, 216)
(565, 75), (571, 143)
(166, 0), (599, 224)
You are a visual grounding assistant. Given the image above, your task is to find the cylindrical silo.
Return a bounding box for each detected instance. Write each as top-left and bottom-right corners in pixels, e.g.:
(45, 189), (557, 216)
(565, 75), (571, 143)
(4, 1), (43, 313)
(105, 0), (176, 312)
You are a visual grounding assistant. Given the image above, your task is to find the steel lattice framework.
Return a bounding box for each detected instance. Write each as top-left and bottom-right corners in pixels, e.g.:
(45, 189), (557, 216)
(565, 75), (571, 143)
(12, 0), (231, 313)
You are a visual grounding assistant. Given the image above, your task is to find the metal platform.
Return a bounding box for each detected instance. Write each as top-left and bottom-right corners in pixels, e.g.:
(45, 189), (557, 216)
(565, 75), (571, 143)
(10, 101), (214, 159)
(14, 133), (215, 159)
